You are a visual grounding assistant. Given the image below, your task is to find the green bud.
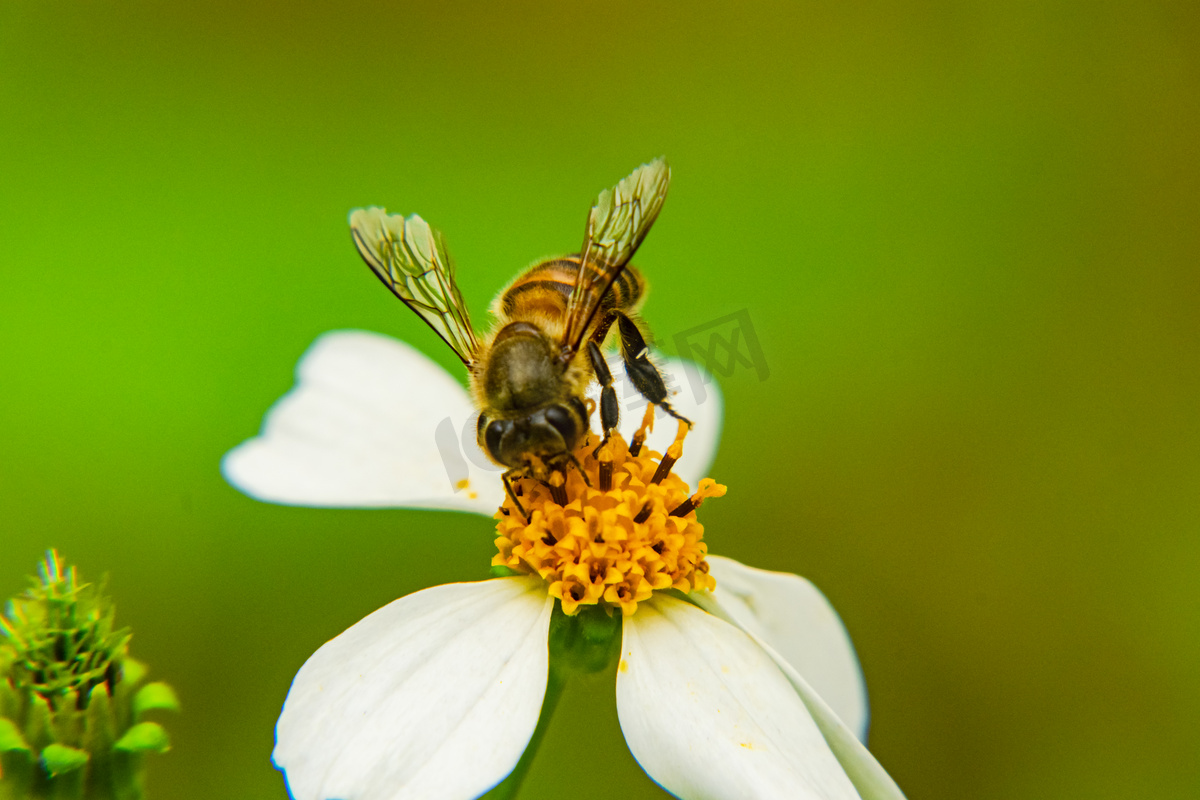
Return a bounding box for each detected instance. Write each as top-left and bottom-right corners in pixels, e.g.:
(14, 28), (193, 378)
(0, 551), (178, 800)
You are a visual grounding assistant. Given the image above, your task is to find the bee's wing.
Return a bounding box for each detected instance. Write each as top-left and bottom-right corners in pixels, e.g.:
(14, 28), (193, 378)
(350, 208), (480, 365)
(560, 158), (671, 356)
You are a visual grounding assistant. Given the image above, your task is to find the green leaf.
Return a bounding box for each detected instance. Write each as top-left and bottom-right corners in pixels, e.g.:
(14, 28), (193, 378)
(0, 749), (35, 797)
(50, 688), (83, 747)
(23, 693), (51, 752)
(0, 717), (30, 752)
(0, 676), (18, 719)
(113, 722), (169, 754)
(133, 682), (180, 718)
(83, 683), (117, 758)
(40, 743), (89, 776)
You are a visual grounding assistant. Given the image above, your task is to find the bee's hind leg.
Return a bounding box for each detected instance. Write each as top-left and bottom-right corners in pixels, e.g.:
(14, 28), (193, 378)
(616, 313), (692, 427)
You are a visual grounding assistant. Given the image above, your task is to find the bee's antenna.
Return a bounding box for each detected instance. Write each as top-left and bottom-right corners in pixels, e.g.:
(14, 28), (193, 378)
(565, 452), (592, 488)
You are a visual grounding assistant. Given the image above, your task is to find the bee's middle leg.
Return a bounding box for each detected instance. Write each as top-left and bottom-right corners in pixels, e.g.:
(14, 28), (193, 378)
(616, 313), (691, 426)
(586, 338), (620, 449)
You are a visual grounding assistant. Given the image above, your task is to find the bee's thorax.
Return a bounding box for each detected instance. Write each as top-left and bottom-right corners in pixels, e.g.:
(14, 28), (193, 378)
(483, 323), (561, 412)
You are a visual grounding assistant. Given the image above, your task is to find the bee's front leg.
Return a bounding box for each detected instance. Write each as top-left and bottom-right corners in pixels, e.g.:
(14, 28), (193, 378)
(501, 468), (528, 522)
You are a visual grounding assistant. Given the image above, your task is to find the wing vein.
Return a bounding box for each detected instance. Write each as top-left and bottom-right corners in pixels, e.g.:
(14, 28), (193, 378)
(349, 208), (479, 365)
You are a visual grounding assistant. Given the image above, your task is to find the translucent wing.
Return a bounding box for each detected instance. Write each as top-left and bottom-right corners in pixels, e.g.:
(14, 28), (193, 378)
(350, 208), (480, 365)
(561, 158), (671, 356)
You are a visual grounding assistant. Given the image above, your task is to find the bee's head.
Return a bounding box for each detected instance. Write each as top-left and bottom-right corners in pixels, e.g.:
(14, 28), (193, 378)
(478, 397), (589, 469)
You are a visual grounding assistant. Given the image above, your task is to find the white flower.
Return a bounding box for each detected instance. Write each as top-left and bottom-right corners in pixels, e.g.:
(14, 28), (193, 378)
(222, 330), (721, 513)
(223, 330), (906, 800)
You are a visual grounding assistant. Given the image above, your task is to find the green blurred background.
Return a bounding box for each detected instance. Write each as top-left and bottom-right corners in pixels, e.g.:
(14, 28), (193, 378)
(2, 1), (1198, 797)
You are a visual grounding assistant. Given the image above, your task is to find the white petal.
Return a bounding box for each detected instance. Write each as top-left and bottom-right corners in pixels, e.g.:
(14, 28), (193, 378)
(274, 576), (554, 800)
(617, 594), (861, 800)
(222, 330), (505, 512)
(755, 639), (908, 800)
(693, 556), (869, 742)
(587, 354), (723, 489)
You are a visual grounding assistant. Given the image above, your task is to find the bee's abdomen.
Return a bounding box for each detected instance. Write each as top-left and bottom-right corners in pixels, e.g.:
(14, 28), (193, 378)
(499, 257), (643, 319)
(604, 258), (644, 312)
(499, 260), (575, 319)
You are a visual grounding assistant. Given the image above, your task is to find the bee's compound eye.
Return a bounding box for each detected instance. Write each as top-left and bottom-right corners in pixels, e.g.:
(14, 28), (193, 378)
(568, 396), (590, 423)
(484, 419), (511, 463)
(543, 404), (577, 448)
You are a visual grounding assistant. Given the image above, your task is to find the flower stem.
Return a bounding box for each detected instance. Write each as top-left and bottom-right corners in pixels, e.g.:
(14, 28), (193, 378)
(480, 666), (568, 800)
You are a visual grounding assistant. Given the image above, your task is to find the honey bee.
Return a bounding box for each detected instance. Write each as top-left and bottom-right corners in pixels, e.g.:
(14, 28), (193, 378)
(348, 159), (687, 513)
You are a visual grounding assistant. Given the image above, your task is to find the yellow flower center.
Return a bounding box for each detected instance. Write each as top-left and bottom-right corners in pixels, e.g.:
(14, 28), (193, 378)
(492, 406), (727, 617)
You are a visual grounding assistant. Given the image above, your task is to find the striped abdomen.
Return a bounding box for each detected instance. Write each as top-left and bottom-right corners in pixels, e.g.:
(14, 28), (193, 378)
(497, 256), (644, 324)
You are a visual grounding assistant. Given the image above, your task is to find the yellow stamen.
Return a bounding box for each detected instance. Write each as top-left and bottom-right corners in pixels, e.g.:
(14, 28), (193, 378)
(493, 427), (724, 616)
(651, 420), (689, 485)
(669, 478), (728, 518)
(598, 443), (614, 492)
(628, 404), (656, 457)
(547, 470), (568, 506)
